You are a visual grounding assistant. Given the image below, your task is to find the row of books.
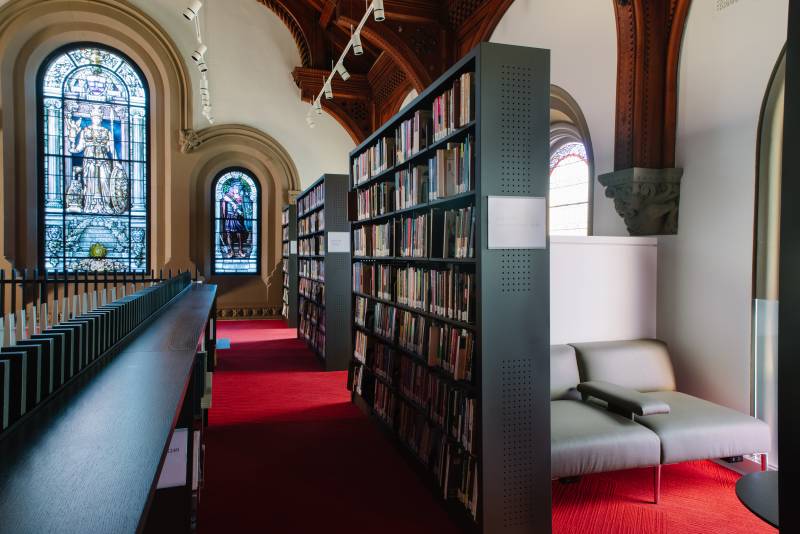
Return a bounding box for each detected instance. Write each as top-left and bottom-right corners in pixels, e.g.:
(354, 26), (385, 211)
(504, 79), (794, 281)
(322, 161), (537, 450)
(396, 110), (432, 164)
(282, 209), (290, 226)
(282, 242), (290, 257)
(359, 301), (474, 382)
(355, 181), (394, 221)
(354, 296), (369, 328)
(432, 71), (474, 142)
(283, 273), (289, 288)
(398, 402), (441, 467)
(352, 207), (476, 260)
(354, 330), (369, 364)
(349, 362), (365, 396)
(439, 442), (478, 519)
(395, 165), (429, 210)
(353, 221), (393, 257)
(400, 213), (428, 258)
(374, 381), (396, 425)
(298, 236), (325, 257)
(282, 226), (289, 242)
(398, 357), (476, 453)
(299, 278), (324, 305)
(353, 262), (392, 300)
(299, 296), (324, 329)
(372, 342), (395, 384)
(299, 258), (324, 281)
(299, 211), (324, 236)
(300, 314), (325, 353)
(429, 136), (473, 200)
(352, 137), (396, 186)
(298, 182), (325, 215)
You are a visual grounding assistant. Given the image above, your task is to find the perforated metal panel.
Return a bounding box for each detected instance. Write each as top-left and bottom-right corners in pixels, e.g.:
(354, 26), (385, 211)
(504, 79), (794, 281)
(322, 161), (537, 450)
(500, 251), (534, 293)
(499, 64), (536, 196)
(500, 359), (535, 528)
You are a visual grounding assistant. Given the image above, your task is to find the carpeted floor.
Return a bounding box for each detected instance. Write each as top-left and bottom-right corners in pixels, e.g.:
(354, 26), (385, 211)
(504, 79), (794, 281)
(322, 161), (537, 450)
(198, 319), (777, 534)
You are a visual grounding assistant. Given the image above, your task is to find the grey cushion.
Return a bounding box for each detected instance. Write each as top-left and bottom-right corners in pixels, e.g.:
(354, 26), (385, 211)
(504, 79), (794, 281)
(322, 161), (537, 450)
(571, 339), (677, 392)
(578, 381), (671, 416)
(551, 400), (661, 478)
(551, 345), (580, 400)
(636, 391), (772, 464)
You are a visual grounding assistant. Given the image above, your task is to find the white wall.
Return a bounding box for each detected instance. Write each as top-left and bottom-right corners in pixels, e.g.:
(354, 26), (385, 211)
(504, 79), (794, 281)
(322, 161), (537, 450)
(551, 237), (657, 344)
(128, 0), (354, 187)
(658, 0), (788, 413)
(491, 0), (627, 236)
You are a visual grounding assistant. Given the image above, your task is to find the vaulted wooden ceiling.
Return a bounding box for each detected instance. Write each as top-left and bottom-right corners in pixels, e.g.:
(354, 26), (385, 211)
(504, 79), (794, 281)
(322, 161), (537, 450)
(257, 0), (514, 142)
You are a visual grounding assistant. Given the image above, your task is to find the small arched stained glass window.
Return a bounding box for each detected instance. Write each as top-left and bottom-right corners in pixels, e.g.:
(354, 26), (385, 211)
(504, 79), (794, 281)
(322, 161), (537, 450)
(212, 168), (260, 274)
(549, 141), (589, 236)
(40, 44), (149, 272)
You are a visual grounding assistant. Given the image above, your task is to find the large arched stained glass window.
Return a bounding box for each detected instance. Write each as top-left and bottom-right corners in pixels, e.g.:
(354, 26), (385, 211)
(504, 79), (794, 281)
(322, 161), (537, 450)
(40, 44), (148, 272)
(212, 169), (260, 274)
(549, 141), (590, 236)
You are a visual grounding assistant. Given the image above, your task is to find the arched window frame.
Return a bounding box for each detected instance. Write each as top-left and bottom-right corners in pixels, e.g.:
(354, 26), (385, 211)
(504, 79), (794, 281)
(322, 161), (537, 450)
(37, 42), (150, 273)
(211, 167), (262, 275)
(549, 85), (594, 236)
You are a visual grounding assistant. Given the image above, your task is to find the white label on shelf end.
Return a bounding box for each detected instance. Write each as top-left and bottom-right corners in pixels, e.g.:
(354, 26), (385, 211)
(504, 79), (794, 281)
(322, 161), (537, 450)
(328, 232), (350, 253)
(156, 427), (188, 489)
(290, 240), (297, 254)
(488, 196), (547, 249)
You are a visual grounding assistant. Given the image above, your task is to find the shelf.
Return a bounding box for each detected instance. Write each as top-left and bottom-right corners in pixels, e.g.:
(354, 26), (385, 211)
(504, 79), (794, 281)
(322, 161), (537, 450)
(352, 121), (476, 191)
(299, 295), (325, 309)
(352, 291), (475, 331)
(352, 256), (477, 265)
(297, 203), (324, 218)
(298, 274), (324, 283)
(353, 191), (476, 226)
(298, 229), (325, 239)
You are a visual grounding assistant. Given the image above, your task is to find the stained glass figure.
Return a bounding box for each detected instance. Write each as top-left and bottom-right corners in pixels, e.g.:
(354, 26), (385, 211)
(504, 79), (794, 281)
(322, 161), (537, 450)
(41, 45), (148, 272)
(213, 169), (260, 274)
(549, 142), (590, 236)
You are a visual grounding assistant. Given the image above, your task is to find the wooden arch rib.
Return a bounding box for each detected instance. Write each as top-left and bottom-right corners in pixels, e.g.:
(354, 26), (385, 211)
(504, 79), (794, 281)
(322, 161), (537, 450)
(256, 0), (312, 67)
(335, 15), (432, 92)
(456, 0), (516, 56)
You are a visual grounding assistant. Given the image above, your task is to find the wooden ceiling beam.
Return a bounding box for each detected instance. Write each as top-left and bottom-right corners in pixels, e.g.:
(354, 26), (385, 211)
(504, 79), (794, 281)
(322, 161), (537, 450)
(336, 0), (443, 25)
(292, 67), (372, 101)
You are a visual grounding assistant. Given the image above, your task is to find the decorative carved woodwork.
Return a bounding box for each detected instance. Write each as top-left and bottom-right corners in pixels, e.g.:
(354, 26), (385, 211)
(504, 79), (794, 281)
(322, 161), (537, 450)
(257, 0), (513, 142)
(612, 0), (691, 170)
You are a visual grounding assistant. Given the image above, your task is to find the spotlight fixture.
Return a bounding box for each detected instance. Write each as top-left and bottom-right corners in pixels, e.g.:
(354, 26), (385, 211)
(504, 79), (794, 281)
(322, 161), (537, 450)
(191, 44), (207, 63)
(373, 0), (385, 22)
(352, 26), (363, 56)
(324, 79), (333, 100)
(183, 0), (202, 21)
(314, 98), (322, 115)
(197, 60), (208, 73)
(335, 62), (350, 81)
(306, 115), (316, 128)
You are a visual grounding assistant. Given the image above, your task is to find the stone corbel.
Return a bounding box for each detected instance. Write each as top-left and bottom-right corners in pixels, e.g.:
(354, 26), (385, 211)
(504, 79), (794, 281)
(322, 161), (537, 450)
(180, 128), (202, 153)
(598, 167), (683, 235)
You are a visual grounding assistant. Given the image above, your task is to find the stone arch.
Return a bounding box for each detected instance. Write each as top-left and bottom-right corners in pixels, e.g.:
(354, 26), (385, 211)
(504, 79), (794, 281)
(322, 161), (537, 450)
(184, 124), (300, 317)
(0, 0), (192, 270)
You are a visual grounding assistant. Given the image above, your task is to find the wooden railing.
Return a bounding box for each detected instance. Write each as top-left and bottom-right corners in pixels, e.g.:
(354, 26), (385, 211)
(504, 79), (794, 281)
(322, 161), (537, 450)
(0, 268), (200, 348)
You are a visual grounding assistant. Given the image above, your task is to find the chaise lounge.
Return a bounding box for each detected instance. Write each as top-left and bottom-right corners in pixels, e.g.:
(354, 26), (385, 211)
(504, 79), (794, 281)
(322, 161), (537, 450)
(551, 339), (771, 503)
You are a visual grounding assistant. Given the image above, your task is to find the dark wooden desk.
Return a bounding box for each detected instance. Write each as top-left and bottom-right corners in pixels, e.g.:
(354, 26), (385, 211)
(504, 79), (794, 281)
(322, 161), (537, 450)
(736, 470), (779, 528)
(0, 283), (216, 534)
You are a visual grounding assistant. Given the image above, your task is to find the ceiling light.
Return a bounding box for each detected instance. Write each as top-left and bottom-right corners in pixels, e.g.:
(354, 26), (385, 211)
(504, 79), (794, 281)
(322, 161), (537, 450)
(197, 60), (208, 73)
(191, 44), (207, 63)
(373, 0), (385, 22)
(324, 79), (333, 100)
(314, 99), (322, 115)
(352, 26), (363, 56)
(336, 62), (350, 82)
(183, 0), (202, 21)
(306, 115), (316, 128)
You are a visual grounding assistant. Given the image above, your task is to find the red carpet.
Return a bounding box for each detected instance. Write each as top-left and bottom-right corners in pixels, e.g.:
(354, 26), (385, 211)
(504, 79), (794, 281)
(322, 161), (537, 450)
(199, 320), (777, 534)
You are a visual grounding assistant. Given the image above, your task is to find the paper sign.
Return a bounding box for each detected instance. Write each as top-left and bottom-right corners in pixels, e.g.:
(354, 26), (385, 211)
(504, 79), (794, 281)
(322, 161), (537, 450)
(328, 232), (350, 253)
(157, 427), (188, 488)
(488, 196), (547, 249)
(289, 240), (297, 254)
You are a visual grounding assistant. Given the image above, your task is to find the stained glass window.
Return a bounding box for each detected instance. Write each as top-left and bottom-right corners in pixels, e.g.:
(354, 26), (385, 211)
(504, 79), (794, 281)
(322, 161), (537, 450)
(549, 142), (589, 236)
(212, 169), (260, 274)
(40, 45), (148, 272)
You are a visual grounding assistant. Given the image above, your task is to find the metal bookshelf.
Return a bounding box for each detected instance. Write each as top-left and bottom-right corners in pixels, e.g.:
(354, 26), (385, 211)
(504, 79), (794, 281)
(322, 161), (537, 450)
(296, 174), (352, 371)
(347, 42), (551, 534)
(282, 204), (298, 328)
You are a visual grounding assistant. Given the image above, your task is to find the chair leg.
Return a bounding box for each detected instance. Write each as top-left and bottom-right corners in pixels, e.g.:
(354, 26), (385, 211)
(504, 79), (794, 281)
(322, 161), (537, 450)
(654, 465), (661, 504)
(761, 453), (768, 472)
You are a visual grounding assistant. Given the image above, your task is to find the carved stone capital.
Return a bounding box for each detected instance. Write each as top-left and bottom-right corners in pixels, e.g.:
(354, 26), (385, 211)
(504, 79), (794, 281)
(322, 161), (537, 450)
(179, 128), (202, 153)
(598, 167), (683, 235)
(287, 190), (302, 204)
